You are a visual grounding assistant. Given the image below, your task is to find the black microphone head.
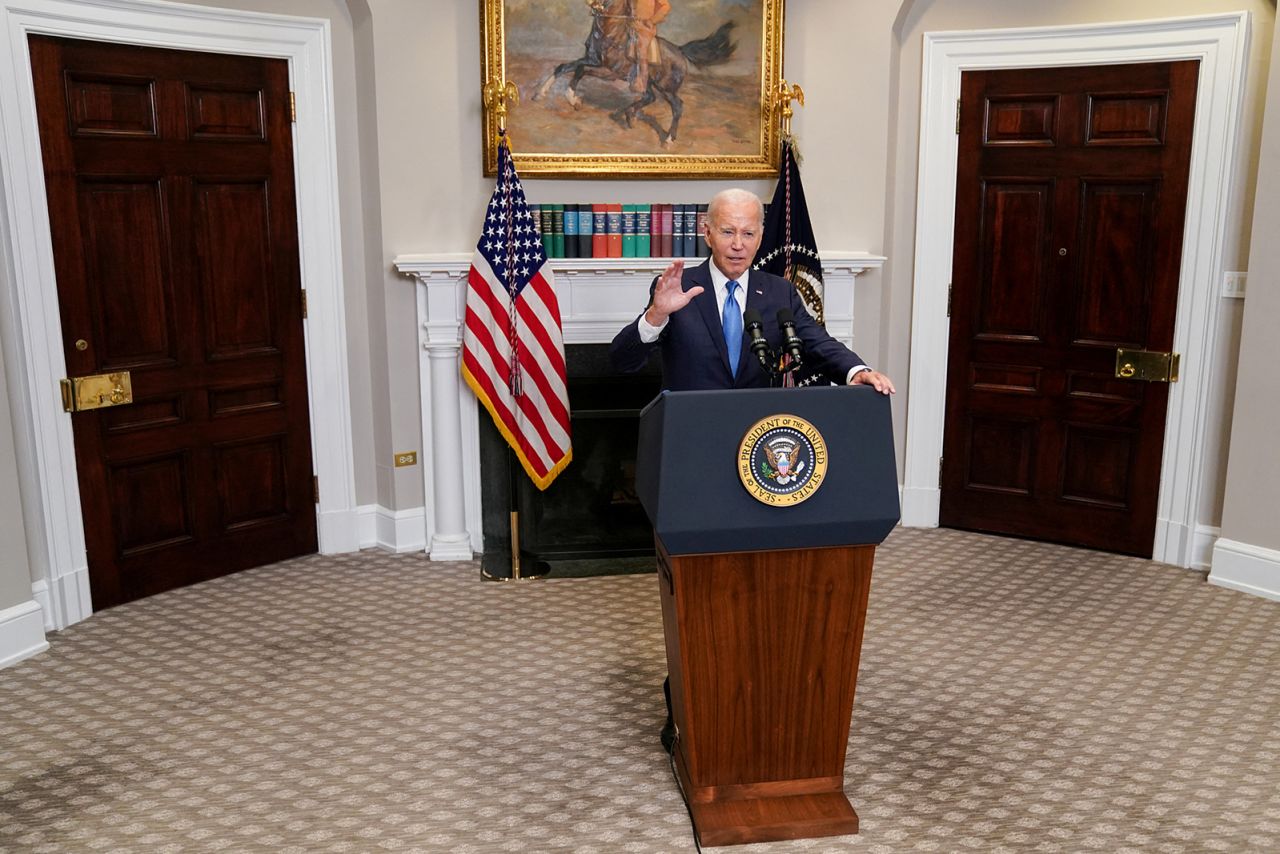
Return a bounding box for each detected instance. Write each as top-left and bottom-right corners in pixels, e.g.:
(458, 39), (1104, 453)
(775, 305), (804, 367)
(743, 308), (764, 328)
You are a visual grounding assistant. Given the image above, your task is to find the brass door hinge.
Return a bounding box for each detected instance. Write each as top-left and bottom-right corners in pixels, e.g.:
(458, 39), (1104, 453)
(939, 456), (944, 486)
(956, 99), (961, 134)
(289, 91), (296, 123)
(1115, 349), (1180, 383)
(946, 283), (952, 317)
(313, 476), (319, 503)
(301, 289), (308, 319)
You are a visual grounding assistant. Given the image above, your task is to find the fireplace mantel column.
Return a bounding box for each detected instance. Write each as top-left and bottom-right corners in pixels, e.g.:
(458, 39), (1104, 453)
(397, 255), (478, 561)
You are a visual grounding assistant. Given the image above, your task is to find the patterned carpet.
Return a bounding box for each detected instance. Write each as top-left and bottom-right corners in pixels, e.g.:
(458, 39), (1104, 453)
(1, 527), (1278, 853)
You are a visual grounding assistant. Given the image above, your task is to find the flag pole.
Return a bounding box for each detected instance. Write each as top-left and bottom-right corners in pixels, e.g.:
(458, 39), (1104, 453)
(757, 79), (828, 387)
(773, 79), (812, 315)
(477, 78), (551, 583)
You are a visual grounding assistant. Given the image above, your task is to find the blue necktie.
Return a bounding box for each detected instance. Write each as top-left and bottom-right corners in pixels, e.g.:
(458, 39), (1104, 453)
(723, 280), (742, 378)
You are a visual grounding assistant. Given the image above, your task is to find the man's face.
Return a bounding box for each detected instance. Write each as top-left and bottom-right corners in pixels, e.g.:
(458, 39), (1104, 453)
(703, 198), (763, 281)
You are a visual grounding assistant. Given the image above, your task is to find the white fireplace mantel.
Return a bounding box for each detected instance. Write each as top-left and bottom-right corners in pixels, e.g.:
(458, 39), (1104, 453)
(394, 252), (885, 560)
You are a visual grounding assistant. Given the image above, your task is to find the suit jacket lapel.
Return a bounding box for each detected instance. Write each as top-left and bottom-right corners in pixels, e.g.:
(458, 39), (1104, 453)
(737, 270), (768, 386)
(742, 269), (761, 316)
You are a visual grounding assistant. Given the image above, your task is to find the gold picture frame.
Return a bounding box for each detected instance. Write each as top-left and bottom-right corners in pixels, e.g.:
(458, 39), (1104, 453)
(481, 0), (785, 178)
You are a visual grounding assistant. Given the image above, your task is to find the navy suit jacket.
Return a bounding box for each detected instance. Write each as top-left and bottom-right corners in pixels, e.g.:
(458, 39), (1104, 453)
(609, 260), (865, 391)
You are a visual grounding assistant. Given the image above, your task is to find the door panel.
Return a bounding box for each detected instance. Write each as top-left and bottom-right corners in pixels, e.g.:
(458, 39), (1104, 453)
(78, 180), (176, 366)
(979, 182), (1051, 339)
(30, 35), (317, 608)
(942, 62), (1198, 557)
(195, 181), (278, 357)
(1074, 181), (1155, 346)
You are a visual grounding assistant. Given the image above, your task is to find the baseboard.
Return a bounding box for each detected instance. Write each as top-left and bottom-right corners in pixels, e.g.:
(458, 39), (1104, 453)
(317, 507), (361, 554)
(900, 486), (940, 528)
(0, 599), (49, 670)
(31, 567), (92, 631)
(1191, 525), (1220, 572)
(356, 504), (427, 554)
(1209, 538), (1280, 602)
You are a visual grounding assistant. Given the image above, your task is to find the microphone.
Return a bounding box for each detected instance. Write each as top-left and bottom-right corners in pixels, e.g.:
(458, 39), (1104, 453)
(743, 309), (772, 370)
(776, 307), (804, 368)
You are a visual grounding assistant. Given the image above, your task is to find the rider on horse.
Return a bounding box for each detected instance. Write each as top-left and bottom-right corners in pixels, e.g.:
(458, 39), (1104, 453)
(587, 0), (672, 93)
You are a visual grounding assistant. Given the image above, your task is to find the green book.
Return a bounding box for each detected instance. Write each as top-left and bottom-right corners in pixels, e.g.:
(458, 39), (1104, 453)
(621, 204), (638, 258)
(635, 204), (651, 257)
(550, 204), (565, 259)
(539, 204), (553, 255)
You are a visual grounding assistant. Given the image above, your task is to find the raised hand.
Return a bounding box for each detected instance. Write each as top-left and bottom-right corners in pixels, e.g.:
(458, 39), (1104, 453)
(644, 260), (703, 326)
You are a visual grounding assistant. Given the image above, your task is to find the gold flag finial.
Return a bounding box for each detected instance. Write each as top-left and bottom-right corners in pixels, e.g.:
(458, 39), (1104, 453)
(483, 79), (521, 141)
(776, 80), (805, 140)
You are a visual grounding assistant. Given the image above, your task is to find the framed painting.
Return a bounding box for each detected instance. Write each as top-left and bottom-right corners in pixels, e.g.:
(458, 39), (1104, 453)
(481, 0), (785, 178)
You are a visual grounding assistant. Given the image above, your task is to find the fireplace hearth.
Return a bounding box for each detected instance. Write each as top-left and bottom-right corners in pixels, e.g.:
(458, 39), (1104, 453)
(478, 345), (661, 578)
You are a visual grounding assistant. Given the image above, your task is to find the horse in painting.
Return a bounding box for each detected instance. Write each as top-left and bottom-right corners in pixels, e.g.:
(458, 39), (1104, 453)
(532, 2), (735, 147)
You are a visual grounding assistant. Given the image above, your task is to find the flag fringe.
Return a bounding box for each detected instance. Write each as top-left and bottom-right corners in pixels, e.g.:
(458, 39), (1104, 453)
(462, 364), (572, 491)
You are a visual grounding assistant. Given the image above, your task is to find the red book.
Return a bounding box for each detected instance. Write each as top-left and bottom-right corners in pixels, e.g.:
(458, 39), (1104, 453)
(606, 203), (623, 258)
(649, 203), (661, 257)
(591, 204), (608, 258)
(659, 204), (674, 257)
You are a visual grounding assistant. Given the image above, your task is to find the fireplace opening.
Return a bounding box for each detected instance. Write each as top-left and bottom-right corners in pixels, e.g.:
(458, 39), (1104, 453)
(478, 344), (662, 578)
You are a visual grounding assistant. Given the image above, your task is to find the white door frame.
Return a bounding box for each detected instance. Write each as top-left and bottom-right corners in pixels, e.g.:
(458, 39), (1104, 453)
(0, 0), (358, 629)
(901, 13), (1251, 567)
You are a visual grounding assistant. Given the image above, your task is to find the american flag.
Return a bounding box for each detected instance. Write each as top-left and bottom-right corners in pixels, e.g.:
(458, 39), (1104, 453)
(461, 136), (571, 489)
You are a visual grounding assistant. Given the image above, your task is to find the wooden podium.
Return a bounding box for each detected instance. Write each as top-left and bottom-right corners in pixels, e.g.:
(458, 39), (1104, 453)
(637, 387), (899, 847)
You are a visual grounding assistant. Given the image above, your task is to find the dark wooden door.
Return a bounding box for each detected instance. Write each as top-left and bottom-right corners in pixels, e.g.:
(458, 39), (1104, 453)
(940, 62), (1198, 557)
(30, 36), (317, 608)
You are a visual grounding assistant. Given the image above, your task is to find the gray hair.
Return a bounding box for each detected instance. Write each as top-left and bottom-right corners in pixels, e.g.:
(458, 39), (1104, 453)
(707, 188), (764, 226)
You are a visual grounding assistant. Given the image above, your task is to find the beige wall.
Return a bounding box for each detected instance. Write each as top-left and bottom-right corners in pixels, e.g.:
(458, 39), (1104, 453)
(1221, 17), (1280, 550)
(0, 343), (32, 611)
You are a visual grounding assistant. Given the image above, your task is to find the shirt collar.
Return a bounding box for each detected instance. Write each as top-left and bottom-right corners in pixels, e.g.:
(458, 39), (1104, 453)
(709, 262), (745, 299)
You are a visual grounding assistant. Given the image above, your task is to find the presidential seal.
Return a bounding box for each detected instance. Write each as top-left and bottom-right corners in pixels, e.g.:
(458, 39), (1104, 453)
(738, 414), (829, 506)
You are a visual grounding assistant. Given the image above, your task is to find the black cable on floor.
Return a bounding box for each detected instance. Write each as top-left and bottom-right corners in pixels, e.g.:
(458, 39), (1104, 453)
(666, 734), (703, 854)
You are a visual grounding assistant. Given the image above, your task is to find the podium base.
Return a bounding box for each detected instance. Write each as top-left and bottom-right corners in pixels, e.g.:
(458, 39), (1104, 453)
(688, 791), (858, 847)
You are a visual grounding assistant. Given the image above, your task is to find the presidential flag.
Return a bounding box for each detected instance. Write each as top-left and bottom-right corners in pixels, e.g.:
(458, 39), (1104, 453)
(462, 135), (571, 489)
(753, 138), (828, 387)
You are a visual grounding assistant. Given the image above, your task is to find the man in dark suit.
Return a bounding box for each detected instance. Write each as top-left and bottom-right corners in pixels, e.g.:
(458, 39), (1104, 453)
(610, 188), (895, 393)
(611, 189), (894, 752)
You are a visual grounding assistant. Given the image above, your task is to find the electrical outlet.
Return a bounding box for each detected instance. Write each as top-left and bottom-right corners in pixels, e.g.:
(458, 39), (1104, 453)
(1222, 271), (1247, 299)
(394, 451), (417, 468)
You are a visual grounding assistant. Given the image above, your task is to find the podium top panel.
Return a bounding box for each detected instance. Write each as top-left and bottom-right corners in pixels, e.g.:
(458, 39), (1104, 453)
(636, 386), (900, 555)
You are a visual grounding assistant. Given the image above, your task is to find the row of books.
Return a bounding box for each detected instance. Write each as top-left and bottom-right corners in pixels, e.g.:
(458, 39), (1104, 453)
(528, 203), (715, 259)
